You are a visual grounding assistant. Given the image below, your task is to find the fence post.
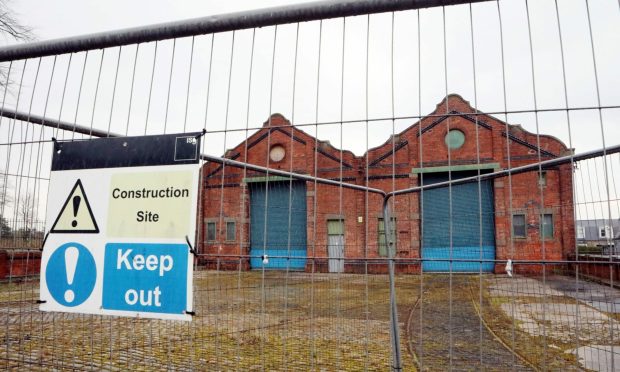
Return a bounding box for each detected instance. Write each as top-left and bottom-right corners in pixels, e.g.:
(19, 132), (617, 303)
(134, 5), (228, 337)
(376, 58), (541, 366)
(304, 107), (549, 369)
(382, 196), (402, 371)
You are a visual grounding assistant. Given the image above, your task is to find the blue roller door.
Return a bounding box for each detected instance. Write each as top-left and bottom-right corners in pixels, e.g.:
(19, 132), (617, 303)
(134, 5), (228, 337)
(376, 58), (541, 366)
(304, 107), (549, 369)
(421, 171), (496, 272)
(249, 181), (307, 270)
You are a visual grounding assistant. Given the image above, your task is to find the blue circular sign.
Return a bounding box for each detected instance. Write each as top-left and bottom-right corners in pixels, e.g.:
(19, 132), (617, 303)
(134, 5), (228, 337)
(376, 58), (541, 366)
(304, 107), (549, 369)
(46, 242), (96, 307)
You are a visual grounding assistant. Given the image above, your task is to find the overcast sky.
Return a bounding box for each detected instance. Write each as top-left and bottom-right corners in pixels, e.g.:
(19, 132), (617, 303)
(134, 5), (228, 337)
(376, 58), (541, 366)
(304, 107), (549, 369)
(1, 0), (619, 222)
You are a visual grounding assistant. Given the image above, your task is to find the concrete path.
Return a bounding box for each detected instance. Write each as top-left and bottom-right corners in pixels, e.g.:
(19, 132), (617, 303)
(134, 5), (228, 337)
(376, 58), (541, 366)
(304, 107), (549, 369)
(545, 275), (620, 314)
(490, 275), (620, 371)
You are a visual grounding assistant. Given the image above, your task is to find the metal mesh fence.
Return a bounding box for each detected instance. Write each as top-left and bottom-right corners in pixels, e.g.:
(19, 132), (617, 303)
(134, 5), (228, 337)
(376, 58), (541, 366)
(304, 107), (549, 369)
(1, 0), (620, 370)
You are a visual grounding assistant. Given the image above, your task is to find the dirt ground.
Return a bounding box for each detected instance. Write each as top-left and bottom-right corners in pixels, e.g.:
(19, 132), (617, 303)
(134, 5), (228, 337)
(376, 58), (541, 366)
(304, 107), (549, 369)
(0, 271), (618, 370)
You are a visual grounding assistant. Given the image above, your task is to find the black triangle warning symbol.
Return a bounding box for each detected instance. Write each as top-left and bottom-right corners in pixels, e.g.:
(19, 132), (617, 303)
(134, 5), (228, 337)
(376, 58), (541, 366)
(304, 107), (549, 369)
(50, 179), (99, 234)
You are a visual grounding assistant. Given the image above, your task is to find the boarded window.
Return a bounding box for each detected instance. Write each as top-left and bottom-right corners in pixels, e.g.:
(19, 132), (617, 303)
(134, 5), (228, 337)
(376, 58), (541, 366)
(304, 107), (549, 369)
(378, 218), (396, 257)
(512, 214), (526, 238)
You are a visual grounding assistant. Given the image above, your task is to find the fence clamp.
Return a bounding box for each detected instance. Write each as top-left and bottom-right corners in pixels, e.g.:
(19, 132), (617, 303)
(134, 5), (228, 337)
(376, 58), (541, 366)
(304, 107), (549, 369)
(51, 137), (60, 153)
(195, 128), (206, 139)
(185, 235), (196, 255)
(184, 310), (196, 316)
(36, 300), (46, 304)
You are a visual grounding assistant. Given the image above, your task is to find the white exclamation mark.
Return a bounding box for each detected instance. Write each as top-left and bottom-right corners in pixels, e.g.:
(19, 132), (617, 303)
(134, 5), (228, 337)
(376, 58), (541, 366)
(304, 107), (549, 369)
(64, 246), (79, 303)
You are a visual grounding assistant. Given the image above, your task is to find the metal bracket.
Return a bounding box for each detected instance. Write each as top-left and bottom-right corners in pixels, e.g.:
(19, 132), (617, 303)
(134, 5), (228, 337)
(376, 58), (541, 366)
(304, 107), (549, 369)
(185, 235), (196, 255)
(40, 232), (49, 251)
(51, 137), (59, 153)
(195, 128), (206, 139)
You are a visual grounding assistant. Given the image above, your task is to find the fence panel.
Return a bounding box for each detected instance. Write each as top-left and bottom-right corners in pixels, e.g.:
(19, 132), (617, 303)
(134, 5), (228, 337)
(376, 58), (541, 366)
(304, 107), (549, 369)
(1, 0), (620, 370)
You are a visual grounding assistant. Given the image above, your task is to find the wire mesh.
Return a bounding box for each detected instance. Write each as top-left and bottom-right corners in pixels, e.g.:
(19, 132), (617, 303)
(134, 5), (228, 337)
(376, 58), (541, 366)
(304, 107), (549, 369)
(0, 0), (620, 370)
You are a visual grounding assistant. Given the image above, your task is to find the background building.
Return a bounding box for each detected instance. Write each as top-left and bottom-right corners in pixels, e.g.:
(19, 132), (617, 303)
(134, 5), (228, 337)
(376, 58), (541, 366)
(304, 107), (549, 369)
(199, 94), (575, 274)
(576, 219), (620, 254)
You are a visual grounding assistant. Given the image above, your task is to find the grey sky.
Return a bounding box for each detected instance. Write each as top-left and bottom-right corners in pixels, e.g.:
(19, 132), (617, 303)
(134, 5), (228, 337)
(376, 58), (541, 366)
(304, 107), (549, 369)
(1, 0), (619, 222)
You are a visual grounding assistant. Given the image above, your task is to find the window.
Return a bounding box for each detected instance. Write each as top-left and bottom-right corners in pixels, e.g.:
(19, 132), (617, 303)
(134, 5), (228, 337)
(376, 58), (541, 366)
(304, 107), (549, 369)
(512, 214), (526, 238)
(599, 226), (613, 239)
(269, 144), (286, 162)
(538, 171), (547, 187)
(206, 221), (216, 242)
(541, 214), (553, 239)
(378, 218), (396, 257)
(226, 221), (236, 241)
(576, 226), (585, 240)
(327, 219), (344, 236)
(444, 130), (465, 150)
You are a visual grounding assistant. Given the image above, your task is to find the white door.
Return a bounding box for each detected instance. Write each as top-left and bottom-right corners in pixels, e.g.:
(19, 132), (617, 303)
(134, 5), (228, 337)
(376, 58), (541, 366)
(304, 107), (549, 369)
(327, 220), (344, 273)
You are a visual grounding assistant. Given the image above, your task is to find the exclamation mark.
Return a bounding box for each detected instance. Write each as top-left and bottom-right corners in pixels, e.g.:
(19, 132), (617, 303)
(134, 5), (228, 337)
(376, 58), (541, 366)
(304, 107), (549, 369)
(64, 247), (79, 303)
(71, 195), (81, 228)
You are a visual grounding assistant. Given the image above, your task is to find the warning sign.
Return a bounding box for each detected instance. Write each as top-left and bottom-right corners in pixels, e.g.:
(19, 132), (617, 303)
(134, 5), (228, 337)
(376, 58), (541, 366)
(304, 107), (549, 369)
(50, 179), (99, 233)
(45, 242), (97, 307)
(39, 133), (201, 321)
(107, 170), (194, 238)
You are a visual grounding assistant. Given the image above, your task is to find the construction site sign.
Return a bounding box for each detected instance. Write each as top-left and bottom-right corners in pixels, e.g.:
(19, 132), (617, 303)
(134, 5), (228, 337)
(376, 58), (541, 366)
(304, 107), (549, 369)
(39, 133), (202, 321)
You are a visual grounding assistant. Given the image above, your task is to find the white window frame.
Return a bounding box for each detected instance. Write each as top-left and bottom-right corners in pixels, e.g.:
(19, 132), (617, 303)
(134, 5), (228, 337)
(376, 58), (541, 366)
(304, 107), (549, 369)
(599, 225), (613, 239)
(576, 226), (585, 240)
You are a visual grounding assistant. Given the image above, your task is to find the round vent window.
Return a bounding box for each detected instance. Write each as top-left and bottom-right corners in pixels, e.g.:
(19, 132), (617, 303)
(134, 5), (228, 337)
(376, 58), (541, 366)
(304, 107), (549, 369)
(445, 130), (465, 150)
(269, 145), (286, 162)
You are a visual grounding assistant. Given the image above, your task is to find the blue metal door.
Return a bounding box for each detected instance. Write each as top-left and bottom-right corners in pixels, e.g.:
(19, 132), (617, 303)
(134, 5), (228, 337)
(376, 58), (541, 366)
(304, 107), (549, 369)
(421, 171), (496, 272)
(249, 181), (307, 270)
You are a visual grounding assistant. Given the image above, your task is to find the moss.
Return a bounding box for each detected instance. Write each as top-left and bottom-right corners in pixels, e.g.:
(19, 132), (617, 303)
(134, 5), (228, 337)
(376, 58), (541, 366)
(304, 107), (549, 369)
(0, 271), (418, 371)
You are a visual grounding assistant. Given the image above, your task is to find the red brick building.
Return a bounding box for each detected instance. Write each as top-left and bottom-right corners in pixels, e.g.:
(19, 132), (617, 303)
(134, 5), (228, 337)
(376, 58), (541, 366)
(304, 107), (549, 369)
(199, 94), (575, 274)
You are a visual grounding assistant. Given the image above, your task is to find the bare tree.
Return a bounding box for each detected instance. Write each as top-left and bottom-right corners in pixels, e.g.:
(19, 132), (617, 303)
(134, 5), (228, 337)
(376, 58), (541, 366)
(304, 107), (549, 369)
(0, 0), (34, 87)
(0, 0), (32, 42)
(17, 191), (36, 239)
(0, 2), (32, 237)
(0, 169), (10, 210)
(18, 192), (33, 224)
(0, 2), (31, 219)
(0, 172), (10, 239)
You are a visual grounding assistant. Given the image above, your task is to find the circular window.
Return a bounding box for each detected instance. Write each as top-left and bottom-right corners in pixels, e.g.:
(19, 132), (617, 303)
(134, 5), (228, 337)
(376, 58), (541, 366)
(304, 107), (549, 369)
(445, 130), (465, 150)
(269, 145), (286, 162)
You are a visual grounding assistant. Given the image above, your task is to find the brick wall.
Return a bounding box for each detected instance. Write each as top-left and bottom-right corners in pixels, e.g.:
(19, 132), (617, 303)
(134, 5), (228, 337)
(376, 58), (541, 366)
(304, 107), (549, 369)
(0, 250), (41, 280)
(568, 254), (620, 284)
(199, 95), (574, 274)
